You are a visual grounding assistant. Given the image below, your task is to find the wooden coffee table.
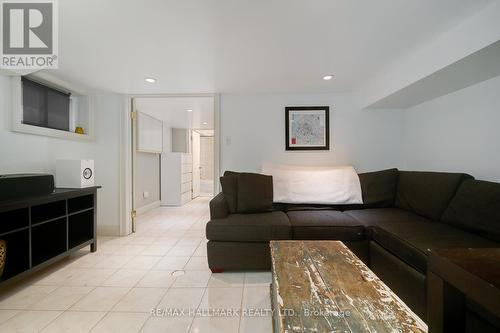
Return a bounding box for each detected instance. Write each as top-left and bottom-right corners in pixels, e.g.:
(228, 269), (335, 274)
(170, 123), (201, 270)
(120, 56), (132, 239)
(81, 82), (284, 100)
(270, 240), (427, 333)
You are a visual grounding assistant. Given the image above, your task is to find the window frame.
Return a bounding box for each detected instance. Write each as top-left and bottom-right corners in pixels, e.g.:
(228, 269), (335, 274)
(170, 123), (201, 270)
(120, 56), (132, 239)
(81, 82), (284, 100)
(11, 75), (94, 141)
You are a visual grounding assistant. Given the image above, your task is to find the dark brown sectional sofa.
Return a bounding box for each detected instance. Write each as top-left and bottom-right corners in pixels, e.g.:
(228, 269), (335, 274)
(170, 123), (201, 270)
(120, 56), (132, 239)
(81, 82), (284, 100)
(205, 168), (500, 326)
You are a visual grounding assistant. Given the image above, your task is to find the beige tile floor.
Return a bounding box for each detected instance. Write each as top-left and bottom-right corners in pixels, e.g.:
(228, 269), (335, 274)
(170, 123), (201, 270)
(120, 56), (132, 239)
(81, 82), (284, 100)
(0, 197), (273, 333)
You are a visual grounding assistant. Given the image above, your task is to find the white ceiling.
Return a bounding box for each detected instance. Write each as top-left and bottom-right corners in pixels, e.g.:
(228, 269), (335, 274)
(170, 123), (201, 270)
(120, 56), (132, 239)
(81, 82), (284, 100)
(135, 96), (215, 129)
(51, 0), (494, 94)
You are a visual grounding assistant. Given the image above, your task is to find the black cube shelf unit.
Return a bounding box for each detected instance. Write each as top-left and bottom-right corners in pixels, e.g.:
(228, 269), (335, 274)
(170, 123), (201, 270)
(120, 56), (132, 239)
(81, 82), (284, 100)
(0, 186), (100, 286)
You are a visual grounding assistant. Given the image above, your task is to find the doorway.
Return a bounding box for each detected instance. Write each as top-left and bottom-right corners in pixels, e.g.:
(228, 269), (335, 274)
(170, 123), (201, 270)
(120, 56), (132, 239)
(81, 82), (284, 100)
(128, 95), (218, 232)
(192, 129), (215, 197)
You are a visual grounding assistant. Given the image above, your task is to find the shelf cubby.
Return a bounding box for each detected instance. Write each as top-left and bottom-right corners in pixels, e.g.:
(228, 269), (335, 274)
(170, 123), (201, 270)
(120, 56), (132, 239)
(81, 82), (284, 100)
(69, 209), (94, 249)
(0, 229), (30, 282)
(0, 208), (29, 235)
(31, 217), (67, 266)
(31, 200), (66, 225)
(68, 194), (94, 214)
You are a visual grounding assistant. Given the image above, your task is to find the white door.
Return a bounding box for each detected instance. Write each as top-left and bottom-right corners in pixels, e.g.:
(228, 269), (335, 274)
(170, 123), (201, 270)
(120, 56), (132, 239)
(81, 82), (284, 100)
(192, 131), (201, 198)
(199, 136), (214, 196)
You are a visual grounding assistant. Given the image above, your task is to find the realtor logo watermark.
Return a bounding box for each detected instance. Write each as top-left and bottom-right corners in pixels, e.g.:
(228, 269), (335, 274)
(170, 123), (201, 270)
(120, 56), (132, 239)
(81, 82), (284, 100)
(1, 0), (58, 69)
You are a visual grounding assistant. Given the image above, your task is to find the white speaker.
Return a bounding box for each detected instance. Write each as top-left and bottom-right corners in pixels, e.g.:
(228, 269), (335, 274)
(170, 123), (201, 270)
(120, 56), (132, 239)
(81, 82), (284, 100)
(56, 159), (95, 188)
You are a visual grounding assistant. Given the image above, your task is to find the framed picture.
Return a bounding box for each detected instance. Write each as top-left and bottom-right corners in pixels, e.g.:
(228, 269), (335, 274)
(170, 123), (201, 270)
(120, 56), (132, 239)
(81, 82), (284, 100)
(285, 106), (330, 150)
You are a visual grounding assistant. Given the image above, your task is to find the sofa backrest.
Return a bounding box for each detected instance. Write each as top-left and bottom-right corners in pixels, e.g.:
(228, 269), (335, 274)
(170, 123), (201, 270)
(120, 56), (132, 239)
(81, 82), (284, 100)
(220, 171), (274, 214)
(396, 171), (473, 221)
(442, 179), (500, 242)
(358, 168), (399, 208)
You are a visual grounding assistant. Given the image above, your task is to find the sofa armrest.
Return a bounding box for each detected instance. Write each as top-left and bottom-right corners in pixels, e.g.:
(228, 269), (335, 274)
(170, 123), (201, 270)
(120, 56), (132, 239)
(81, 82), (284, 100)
(210, 192), (229, 219)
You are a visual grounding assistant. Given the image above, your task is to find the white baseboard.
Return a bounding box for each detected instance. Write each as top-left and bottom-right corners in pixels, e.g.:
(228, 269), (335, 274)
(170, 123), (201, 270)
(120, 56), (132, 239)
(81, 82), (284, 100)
(97, 224), (120, 237)
(136, 200), (161, 216)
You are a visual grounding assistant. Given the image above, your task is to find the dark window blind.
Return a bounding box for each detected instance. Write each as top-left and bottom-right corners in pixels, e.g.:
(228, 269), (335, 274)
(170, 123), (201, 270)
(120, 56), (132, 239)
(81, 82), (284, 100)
(22, 77), (70, 131)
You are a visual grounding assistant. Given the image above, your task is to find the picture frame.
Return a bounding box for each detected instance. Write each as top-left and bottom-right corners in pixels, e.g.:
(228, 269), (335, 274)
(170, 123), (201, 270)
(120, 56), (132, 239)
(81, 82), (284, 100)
(285, 106), (330, 151)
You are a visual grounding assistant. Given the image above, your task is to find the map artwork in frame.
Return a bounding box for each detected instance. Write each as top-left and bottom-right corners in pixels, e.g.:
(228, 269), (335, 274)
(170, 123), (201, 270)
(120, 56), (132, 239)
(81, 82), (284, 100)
(285, 106), (330, 151)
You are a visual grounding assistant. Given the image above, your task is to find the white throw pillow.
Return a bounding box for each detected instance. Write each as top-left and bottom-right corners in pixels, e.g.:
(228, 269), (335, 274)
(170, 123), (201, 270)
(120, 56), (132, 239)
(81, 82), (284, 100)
(261, 164), (363, 205)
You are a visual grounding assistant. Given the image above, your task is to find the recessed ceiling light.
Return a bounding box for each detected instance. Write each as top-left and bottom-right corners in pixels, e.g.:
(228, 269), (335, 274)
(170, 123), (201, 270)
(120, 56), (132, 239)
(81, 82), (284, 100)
(186, 109), (193, 112)
(144, 77), (157, 83)
(322, 75), (334, 81)
(202, 122), (208, 125)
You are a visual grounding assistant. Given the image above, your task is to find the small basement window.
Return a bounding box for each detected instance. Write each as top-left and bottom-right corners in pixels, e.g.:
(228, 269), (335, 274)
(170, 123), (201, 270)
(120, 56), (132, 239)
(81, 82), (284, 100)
(22, 77), (71, 131)
(11, 76), (93, 141)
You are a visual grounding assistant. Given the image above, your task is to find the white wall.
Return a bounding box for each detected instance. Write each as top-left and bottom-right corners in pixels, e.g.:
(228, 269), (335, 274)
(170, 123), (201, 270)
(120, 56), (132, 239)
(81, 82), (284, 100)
(134, 152), (160, 209)
(0, 75), (123, 236)
(220, 93), (405, 173)
(361, 1), (500, 108)
(163, 126), (172, 153)
(402, 75), (500, 182)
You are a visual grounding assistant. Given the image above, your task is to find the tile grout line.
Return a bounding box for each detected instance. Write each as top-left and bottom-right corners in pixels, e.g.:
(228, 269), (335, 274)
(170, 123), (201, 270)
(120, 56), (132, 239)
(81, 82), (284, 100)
(87, 262), (167, 330)
(237, 273), (248, 333)
(40, 258), (130, 332)
(136, 274), (179, 332)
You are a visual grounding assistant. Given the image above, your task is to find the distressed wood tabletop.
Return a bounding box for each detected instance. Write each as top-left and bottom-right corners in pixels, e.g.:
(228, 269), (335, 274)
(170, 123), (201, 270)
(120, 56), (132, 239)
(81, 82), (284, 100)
(270, 240), (427, 333)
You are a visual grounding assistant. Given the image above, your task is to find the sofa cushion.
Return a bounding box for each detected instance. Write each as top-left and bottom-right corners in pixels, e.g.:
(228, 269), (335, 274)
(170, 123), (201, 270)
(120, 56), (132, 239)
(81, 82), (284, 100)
(371, 221), (498, 273)
(358, 168), (398, 208)
(287, 210), (364, 240)
(345, 208), (430, 227)
(395, 171), (473, 221)
(237, 173), (273, 213)
(220, 171), (273, 214)
(442, 179), (500, 242)
(206, 211), (291, 241)
(220, 175), (238, 213)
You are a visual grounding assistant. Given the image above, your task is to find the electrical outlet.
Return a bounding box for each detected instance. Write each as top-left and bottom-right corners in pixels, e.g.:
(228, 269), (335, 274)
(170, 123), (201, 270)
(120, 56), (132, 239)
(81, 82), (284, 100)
(143, 191), (149, 199)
